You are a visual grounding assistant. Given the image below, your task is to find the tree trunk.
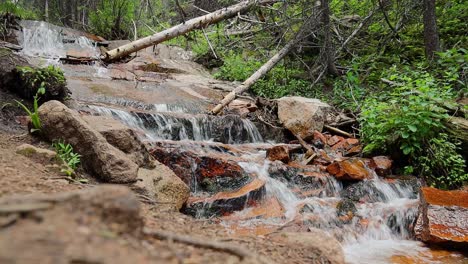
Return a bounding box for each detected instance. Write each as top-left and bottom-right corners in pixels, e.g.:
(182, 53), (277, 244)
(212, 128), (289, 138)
(320, 0), (339, 76)
(44, 0), (49, 22)
(104, 0), (261, 61)
(423, 0), (440, 60)
(211, 15), (314, 115)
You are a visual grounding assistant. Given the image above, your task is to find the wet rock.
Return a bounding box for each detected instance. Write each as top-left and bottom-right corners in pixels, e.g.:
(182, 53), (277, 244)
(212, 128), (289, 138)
(134, 167), (190, 211)
(15, 144), (59, 165)
(82, 115), (154, 168)
(415, 187), (468, 248)
(369, 156), (393, 176)
(312, 130), (327, 148)
(266, 145), (290, 163)
(336, 198), (357, 217)
(183, 178), (266, 218)
(268, 229), (345, 264)
(328, 135), (344, 147)
(326, 158), (371, 181)
(277, 97), (333, 140)
(341, 180), (382, 203)
(151, 146), (248, 192)
(267, 160), (299, 182)
(38, 101), (138, 183)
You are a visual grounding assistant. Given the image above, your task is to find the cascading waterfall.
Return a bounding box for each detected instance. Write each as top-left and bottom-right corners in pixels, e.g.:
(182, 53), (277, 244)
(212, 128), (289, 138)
(88, 105), (264, 144)
(21, 21), (100, 59)
(230, 158), (437, 264)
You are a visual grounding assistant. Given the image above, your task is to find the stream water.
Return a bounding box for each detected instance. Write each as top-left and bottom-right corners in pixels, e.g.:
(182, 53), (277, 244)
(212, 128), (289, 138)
(18, 21), (466, 264)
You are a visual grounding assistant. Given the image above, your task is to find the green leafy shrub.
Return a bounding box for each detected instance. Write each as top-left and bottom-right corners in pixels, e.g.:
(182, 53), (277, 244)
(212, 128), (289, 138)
(359, 66), (467, 189)
(416, 134), (468, 189)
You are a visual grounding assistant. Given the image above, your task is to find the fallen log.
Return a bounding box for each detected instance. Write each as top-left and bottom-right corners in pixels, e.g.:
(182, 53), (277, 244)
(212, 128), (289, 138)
(211, 15), (314, 115)
(104, 1), (265, 61)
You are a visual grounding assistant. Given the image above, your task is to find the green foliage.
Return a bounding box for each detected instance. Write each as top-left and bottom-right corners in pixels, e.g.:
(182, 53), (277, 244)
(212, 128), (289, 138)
(359, 62), (467, 189)
(0, 1), (38, 19)
(88, 0), (137, 39)
(17, 65), (66, 95)
(214, 51), (262, 81)
(14, 87), (45, 133)
(416, 134), (468, 190)
(214, 51), (311, 98)
(53, 141), (81, 171)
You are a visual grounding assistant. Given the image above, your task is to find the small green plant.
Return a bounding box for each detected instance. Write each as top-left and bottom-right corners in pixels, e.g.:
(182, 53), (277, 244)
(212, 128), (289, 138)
(15, 87), (45, 133)
(53, 141), (81, 177)
(416, 134), (468, 189)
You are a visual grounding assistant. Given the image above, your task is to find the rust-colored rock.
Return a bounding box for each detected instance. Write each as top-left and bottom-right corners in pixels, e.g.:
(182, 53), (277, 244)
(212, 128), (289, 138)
(150, 146), (248, 192)
(313, 130), (327, 147)
(328, 135), (345, 146)
(369, 156), (393, 176)
(326, 158), (371, 181)
(415, 187), (468, 248)
(266, 145), (290, 163)
(183, 178), (266, 217)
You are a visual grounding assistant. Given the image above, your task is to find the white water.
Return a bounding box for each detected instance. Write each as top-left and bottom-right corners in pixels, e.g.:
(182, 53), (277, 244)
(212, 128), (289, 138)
(88, 105), (264, 143)
(232, 159), (438, 264)
(21, 21), (100, 59)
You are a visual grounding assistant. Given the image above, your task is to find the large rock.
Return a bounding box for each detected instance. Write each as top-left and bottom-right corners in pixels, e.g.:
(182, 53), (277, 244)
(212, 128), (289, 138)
(415, 187), (468, 248)
(82, 115), (154, 168)
(38, 101), (139, 183)
(277, 97), (332, 140)
(268, 229), (345, 264)
(266, 145), (290, 163)
(134, 167), (190, 211)
(326, 158), (371, 181)
(183, 178), (266, 218)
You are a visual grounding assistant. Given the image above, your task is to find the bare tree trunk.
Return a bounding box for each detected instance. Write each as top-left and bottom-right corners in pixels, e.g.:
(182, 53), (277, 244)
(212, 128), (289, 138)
(44, 0), (49, 22)
(104, 0), (262, 61)
(320, 0), (339, 76)
(423, 0), (440, 60)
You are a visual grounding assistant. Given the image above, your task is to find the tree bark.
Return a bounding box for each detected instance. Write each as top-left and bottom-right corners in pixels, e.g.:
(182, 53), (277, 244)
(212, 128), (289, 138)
(320, 0), (339, 76)
(423, 0), (440, 60)
(104, 0), (261, 61)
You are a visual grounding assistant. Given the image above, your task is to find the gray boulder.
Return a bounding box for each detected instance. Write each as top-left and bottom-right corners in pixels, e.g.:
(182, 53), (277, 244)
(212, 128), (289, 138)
(277, 96), (332, 140)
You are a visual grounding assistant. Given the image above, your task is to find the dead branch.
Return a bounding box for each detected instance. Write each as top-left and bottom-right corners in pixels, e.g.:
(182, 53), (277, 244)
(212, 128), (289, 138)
(324, 125), (353, 138)
(105, 1), (275, 61)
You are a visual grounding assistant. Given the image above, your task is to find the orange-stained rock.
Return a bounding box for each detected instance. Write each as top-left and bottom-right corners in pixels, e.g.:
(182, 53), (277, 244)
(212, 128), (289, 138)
(415, 187), (468, 248)
(326, 158), (371, 181)
(266, 145), (290, 163)
(314, 149), (334, 166)
(313, 130), (327, 146)
(150, 146), (246, 189)
(222, 197), (284, 221)
(328, 135), (345, 146)
(346, 138), (359, 145)
(345, 144), (363, 156)
(368, 156), (393, 176)
(182, 178), (266, 217)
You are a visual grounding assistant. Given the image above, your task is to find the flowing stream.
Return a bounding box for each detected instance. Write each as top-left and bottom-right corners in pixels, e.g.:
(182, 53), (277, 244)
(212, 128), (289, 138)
(19, 21), (466, 264)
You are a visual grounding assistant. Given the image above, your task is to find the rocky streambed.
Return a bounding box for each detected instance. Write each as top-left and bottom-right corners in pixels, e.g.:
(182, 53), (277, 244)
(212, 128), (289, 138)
(0, 20), (466, 264)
